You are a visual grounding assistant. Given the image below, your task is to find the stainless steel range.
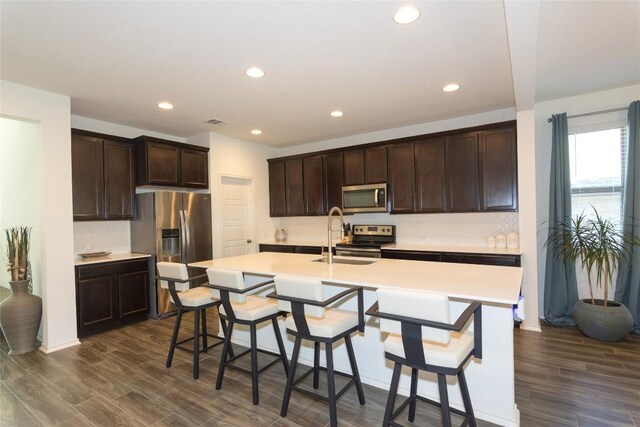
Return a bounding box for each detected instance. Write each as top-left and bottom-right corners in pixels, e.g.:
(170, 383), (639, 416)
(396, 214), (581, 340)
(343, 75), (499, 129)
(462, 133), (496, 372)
(335, 225), (396, 258)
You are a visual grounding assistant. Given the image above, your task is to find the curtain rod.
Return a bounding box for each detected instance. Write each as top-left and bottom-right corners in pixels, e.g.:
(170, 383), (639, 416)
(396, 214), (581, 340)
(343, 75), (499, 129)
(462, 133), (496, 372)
(547, 106), (628, 123)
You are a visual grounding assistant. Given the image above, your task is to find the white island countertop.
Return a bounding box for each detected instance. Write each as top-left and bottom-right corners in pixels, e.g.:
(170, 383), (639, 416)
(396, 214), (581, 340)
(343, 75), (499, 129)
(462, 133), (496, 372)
(190, 252), (522, 305)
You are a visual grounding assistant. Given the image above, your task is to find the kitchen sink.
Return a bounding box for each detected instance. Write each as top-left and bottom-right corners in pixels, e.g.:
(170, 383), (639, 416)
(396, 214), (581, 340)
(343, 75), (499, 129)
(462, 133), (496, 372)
(312, 257), (376, 265)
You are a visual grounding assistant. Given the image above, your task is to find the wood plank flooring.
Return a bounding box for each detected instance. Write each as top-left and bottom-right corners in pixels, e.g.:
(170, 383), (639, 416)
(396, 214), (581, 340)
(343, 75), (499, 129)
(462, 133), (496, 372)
(1, 309), (639, 426)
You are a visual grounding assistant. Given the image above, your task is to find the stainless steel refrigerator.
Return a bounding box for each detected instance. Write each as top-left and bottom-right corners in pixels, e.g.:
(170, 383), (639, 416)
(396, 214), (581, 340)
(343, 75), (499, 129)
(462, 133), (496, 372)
(131, 192), (212, 318)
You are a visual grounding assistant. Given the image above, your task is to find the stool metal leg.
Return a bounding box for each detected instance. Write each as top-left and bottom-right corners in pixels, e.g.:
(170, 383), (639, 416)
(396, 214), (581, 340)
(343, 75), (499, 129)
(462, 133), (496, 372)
(250, 323), (259, 405)
(272, 318), (289, 375)
(325, 342), (338, 427)
(345, 335), (365, 405)
(193, 309), (201, 379)
(408, 367), (418, 422)
(383, 362), (402, 427)
(458, 370), (477, 427)
(437, 373), (452, 427)
(313, 341), (320, 389)
(216, 321), (234, 390)
(166, 309), (183, 368)
(201, 308), (208, 352)
(281, 336), (301, 417)
(219, 316), (234, 358)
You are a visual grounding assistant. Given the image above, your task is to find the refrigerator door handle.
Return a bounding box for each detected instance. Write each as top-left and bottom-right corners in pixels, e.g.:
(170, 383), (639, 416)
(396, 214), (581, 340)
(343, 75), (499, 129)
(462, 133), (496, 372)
(179, 210), (187, 264)
(184, 210), (191, 251)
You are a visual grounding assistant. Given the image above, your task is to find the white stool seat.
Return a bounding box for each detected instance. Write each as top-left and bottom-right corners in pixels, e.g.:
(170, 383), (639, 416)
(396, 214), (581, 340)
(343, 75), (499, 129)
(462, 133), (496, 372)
(383, 331), (475, 369)
(170, 287), (214, 307)
(219, 295), (279, 321)
(285, 308), (358, 338)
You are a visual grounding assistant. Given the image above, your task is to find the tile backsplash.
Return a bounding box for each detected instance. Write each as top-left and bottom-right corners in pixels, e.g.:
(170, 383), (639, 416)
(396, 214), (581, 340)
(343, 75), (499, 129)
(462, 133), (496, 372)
(73, 221), (131, 255)
(276, 212), (519, 246)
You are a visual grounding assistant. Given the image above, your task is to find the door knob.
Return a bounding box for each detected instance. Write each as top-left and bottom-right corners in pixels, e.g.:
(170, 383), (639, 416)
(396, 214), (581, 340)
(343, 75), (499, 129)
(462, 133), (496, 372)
(247, 239), (252, 243)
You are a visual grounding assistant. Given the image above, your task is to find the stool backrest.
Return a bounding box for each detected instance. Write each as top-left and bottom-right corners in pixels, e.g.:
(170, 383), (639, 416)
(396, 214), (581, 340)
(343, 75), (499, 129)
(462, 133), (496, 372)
(377, 288), (451, 345)
(157, 262), (190, 292)
(206, 268), (247, 303)
(274, 275), (325, 318)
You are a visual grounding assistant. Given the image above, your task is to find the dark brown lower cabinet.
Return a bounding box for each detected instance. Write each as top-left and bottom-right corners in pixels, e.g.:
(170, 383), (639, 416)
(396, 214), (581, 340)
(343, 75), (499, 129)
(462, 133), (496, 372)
(75, 259), (150, 338)
(259, 244), (331, 255)
(382, 249), (520, 267)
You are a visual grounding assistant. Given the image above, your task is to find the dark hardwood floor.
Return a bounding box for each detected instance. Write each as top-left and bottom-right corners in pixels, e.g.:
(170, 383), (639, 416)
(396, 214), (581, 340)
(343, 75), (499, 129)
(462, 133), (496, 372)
(1, 309), (639, 426)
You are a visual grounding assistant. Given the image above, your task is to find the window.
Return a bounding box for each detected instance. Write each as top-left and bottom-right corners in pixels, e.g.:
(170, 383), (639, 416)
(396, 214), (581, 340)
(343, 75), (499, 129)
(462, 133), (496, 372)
(568, 124), (628, 225)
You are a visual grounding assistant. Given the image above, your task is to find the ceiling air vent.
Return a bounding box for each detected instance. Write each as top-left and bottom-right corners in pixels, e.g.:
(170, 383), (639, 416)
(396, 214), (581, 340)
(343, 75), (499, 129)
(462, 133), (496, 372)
(205, 118), (226, 126)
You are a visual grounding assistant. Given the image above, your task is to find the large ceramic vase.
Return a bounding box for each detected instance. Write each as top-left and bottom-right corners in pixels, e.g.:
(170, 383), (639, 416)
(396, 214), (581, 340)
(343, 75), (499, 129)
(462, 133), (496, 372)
(0, 280), (42, 355)
(572, 299), (633, 342)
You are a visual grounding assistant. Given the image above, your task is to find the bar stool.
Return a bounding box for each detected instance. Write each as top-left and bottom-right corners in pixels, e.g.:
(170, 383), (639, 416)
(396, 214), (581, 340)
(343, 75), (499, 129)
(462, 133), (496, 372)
(206, 268), (289, 405)
(270, 274), (366, 427)
(156, 262), (231, 380)
(367, 288), (482, 427)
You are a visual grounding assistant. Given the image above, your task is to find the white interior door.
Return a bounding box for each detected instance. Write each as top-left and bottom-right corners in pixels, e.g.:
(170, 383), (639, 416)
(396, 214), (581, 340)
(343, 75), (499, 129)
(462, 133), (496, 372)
(221, 176), (254, 257)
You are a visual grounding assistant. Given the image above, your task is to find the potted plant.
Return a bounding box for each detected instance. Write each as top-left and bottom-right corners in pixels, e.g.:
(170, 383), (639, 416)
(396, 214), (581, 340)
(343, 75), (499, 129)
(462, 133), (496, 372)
(0, 226), (42, 354)
(546, 207), (639, 341)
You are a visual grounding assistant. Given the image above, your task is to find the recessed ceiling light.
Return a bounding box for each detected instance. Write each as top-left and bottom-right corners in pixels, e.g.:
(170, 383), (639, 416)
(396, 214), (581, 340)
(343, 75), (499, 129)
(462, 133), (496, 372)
(393, 6), (420, 24)
(246, 67), (265, 78)
(330, 111), (344, 118)
(157, 102), (174, 110)
(251, 129), (262, 135)
(442, 83), (460, 92)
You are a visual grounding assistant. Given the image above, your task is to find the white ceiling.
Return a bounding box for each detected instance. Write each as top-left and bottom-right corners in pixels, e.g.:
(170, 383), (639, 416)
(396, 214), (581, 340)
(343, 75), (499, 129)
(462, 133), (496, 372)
(1, 1), (638, 147)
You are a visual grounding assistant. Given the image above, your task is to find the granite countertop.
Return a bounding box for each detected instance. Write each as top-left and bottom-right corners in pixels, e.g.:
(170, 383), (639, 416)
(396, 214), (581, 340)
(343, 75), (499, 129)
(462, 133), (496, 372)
(190, 252), (522, 305)
(74, 252), (151, 266)
(383, 243), (523, 256)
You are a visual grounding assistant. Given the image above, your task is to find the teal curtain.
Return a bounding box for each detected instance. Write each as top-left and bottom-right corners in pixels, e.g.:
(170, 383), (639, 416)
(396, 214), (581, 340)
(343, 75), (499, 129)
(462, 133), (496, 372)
(615, 100), (640, 333)
(544, 113), (578, 325)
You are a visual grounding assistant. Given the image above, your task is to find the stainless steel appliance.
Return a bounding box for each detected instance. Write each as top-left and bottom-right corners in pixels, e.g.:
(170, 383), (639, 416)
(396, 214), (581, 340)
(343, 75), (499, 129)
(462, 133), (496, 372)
(335, 225), (395, 258)
(342, 183), (387, 213)
(131, 192), (212, 318)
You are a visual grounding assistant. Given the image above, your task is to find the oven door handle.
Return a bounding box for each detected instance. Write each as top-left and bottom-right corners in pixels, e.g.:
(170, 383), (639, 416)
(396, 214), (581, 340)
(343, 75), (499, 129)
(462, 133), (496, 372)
(374, 189), (379, 207)
(336, 248), (381, 258)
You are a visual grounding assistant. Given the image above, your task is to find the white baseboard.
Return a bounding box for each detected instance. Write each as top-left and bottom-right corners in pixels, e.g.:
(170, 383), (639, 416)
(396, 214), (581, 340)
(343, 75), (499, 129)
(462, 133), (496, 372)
(39, 339), (81, 353)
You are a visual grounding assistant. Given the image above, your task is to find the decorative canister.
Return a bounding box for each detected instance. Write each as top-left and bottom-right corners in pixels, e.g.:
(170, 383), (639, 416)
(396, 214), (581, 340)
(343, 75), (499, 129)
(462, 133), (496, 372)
(275, 229), (287, 242)
(486, 236), (496, 248)
(0, 280), (42, 355)
(507, 232), (520, 249)
(495, 234), (507, 249)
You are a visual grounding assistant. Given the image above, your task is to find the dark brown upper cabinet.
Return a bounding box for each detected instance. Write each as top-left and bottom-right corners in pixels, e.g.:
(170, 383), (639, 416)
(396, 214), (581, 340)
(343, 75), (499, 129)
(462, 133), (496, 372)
(134, 136), (209, 189)
(446, 133), (480, 212)
(415, 137), (447, 213)
(303, 155), (325, 215)
(480, 127), (518, 211)
(388, 143), (415, 213)
(343, 147), (388, 186)
(72, 130), (136, 221)
(181, 148), (209, 188)
(72, 134), (105, 220)
(285, 158), (304, 216)
(366, 146), (388, 184)
(324, 152), (344, 212)
(103, 140), (136, 219)
(268, 160), (287, 217)
(266, 121), (517, 217)
(343, 150), (365, 185)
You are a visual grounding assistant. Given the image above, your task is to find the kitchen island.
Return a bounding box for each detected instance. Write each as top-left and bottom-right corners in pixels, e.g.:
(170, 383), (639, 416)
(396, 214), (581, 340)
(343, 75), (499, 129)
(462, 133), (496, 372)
(190, 252), (522, 426)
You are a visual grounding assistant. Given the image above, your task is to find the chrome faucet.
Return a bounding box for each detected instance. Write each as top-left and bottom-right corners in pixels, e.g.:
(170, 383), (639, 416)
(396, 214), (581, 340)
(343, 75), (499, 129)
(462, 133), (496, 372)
(327, 206), (344, 264)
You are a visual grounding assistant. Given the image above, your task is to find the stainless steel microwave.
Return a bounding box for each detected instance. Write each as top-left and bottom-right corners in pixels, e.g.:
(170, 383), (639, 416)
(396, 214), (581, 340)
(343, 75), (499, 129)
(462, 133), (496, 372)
(342, 183), (387, 213)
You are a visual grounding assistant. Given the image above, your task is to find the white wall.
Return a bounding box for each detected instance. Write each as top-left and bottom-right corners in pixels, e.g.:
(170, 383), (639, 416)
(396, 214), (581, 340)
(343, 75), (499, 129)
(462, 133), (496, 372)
(534, 84), (640, 316)
(0, 118), (42, 297)
(278, 108), (516, 156)
(0, 80), (78, 353)
(186, 132), (278, 259)
(71, 115), (186, 142)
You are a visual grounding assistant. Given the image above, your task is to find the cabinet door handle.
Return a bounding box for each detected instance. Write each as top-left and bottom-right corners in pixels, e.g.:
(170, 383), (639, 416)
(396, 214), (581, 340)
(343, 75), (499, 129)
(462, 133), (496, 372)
(247, 239), (252, 243)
